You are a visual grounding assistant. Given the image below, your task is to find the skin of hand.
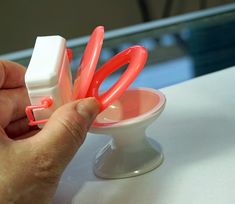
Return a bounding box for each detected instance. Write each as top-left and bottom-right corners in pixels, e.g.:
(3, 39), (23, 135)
(0, 60), (100, 204)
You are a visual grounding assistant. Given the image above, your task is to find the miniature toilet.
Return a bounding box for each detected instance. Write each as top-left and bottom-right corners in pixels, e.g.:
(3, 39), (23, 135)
(90, 87), (166, 179)
(25, 26), (166, 179)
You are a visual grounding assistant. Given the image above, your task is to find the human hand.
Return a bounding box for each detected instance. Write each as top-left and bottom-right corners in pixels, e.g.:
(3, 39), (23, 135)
(0, 60), (99, 204)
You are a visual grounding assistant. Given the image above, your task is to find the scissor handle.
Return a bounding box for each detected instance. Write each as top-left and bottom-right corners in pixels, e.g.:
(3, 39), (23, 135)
(87, 45), (148, 111)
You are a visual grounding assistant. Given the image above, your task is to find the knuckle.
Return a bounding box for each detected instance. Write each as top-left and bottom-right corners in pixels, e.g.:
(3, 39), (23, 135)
(57, 112), (88, 147)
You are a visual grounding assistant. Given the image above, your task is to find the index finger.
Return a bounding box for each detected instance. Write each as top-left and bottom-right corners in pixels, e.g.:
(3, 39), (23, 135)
(0, 60), (26, 89)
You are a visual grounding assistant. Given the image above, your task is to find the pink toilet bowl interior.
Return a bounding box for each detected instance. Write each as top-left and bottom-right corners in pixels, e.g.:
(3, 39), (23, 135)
(94, 88), (165, 127)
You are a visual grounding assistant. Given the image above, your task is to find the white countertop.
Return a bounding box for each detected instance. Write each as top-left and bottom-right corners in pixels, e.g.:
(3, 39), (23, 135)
(54, 67), (235, 204)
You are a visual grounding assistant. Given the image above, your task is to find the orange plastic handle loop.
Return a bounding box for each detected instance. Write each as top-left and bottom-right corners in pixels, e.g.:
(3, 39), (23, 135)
(87, 45), (148, 111)
(25, 97), (53, 126)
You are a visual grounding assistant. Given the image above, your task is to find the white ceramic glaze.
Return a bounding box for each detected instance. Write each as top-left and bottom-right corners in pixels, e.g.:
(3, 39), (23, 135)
(90, 87), (166, 179)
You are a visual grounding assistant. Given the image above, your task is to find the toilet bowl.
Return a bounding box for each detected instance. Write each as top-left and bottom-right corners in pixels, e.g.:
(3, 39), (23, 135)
(90, 87), (166, 179)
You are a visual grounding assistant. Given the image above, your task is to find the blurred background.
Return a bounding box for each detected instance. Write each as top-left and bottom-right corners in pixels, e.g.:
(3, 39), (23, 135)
(1, 0), (235, 89)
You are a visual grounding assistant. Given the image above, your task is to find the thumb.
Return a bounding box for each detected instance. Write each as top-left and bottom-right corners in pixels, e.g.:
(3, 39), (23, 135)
(33, 97), (99, 170)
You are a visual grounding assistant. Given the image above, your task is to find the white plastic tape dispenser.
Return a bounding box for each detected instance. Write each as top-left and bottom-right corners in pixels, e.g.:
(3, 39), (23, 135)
(25, 26), (148, 128)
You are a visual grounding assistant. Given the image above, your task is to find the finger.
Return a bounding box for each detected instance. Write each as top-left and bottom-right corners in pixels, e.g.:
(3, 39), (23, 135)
(5, 117), (29, 138)
(0, 87), (30, 128)
(5, 117), (39, 139)
(14, 129), (40, 140)
(31, 98), (99, 170)
(0, 60), (26, 89)
(0, 127), (11, 145)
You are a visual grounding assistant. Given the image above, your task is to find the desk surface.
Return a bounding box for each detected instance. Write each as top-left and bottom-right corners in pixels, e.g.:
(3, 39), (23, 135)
(54, 67), (235, 204)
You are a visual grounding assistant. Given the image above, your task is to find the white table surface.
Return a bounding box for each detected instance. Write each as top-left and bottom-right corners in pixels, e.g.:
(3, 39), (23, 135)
(54, 67), (235, 204)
